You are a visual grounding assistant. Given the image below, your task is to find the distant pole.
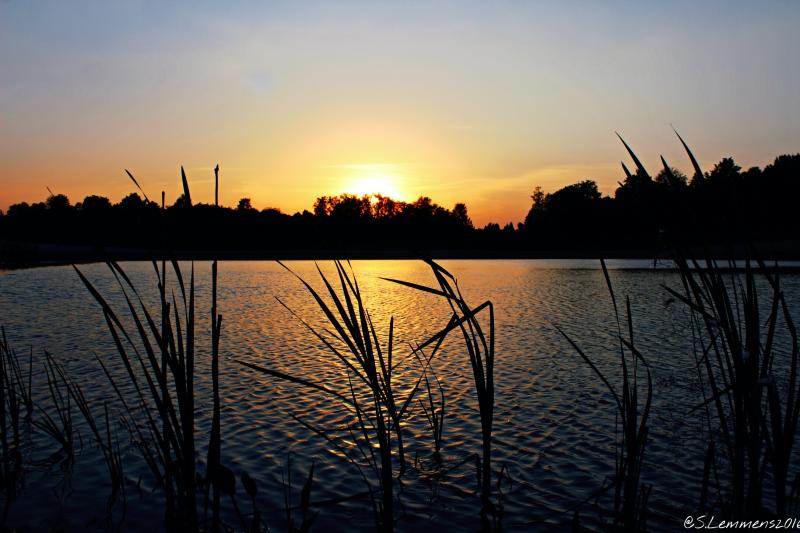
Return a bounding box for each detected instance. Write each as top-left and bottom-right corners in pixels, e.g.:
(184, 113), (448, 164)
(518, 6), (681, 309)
(214, 164), (219, 207)
(161, 191), (165, 209)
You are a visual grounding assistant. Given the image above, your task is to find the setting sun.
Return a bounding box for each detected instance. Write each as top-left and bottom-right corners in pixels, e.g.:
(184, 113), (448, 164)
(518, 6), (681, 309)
(342, 164), (406, 200)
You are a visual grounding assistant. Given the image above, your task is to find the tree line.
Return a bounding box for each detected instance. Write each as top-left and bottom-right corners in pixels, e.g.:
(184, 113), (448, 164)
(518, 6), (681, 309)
(0, 190), (477, 252)
(523, 153), (800, 251)
(0, 152), (797, 255)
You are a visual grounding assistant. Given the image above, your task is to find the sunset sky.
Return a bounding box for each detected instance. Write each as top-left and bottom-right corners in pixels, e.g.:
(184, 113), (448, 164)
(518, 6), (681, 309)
(1, 1), (798, 226)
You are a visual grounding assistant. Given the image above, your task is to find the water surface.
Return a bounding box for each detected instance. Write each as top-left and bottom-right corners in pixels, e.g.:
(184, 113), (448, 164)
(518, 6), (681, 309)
(1, 259), (798, 531)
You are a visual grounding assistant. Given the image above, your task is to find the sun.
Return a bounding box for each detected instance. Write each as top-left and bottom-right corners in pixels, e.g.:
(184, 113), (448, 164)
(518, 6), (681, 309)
(342, 164), (406, 200)
(349, 176), (403, 199)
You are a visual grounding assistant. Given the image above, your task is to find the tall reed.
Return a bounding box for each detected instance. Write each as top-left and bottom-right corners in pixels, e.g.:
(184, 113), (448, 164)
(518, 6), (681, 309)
(557, 259), (652, 530)
(74, 166), (225, 529)
(207, 163), (224, 533)
(616, 132), (800, 519)
(46, 351), (126, 520)
(667, 252), (799, 518)
(417, 366), (445, 458)
(35, 350), (74, 462)
(384, 258), (496, 524)
(238, 260), (456, 531)
(238, 261), (399, 530)
(76, 261), (200, 527)
(0, 328), (32, 507)
(281, 455), (317, 533)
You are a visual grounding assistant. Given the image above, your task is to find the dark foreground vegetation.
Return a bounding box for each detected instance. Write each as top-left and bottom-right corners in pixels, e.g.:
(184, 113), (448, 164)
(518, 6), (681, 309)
(1, 135), (798, 262)
(1, 138), (799, 531)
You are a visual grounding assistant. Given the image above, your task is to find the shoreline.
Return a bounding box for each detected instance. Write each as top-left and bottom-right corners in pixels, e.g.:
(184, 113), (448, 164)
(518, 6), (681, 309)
(2, 239), (800, 270)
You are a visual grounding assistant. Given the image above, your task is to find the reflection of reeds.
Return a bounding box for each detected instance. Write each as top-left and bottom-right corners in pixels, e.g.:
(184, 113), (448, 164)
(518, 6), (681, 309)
(668, 253), (799, 519)
(557, 259), (652, 530)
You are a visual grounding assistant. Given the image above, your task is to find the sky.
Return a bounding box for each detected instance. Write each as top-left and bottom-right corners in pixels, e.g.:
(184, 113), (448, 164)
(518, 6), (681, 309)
(1, 1), (798, 226)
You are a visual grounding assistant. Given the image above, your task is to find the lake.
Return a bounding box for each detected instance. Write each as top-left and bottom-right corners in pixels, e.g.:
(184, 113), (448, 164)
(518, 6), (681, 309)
(1, 259), (798, 531)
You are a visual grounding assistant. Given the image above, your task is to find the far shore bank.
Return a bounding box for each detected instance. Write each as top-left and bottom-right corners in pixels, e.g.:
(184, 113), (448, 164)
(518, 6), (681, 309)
(2, 239), (799, 270)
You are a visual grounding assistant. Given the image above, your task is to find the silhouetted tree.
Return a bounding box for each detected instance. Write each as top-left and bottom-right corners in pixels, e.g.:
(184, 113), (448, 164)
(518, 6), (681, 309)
(330, 194), (372, 222)
(531, 186), (545, 209)
(7, 202), (30, 217)
(452, 203), (473, 228)
(523, 186), (546, 238)
(706, 157), (741, 185)
(407, 197), (440, 218)
(313, 196), (336, 217)
(118, 193), (147, 210)
(172, 194), (190, 209)
(80, 195), (112, 212)
(46, 194), (71, 211)
(373, 194), (401, 219)
(654, 167), (688, 189)
(237, 197), (254, 211)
